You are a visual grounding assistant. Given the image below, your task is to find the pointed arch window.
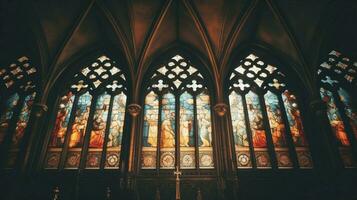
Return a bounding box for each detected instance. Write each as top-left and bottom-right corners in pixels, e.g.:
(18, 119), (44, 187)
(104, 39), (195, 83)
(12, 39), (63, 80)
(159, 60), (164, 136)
(0, 56), (37, 168)
(318, 50), (357, 167)
(141, 54), (214, 170)
(228, 54), (313, 169)
(44, 55), (128, 170)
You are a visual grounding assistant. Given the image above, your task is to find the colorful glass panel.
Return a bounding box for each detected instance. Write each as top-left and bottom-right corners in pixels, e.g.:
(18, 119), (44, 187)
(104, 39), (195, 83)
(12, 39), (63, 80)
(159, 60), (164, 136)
(141, 91), (159, 169)
(160, 93), (175, 169)
(196, 92), (214, 168)
(338, 88), (357, 139)
(282, 90), (313, 168)
(320, 88), (349, 146)
(229, 91), (251, 168)
(11, 93), (36, 148)
(86, 93), (110, 168)
(0, 93), (19, 144)
(65, 92), (92, 169)
(265, 91), (292, 168)
(49, 93), (75, 147)
(246, 91), (271, 168)
(105, 92), (127, 169)
(179, 92), (195, 169)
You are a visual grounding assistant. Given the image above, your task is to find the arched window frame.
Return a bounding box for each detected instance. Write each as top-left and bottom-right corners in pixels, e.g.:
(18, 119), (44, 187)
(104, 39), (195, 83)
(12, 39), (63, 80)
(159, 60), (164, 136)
(42, 53), (130, 171)
(0, 56), (38, 169)
(226, 50), (313, 169)
(318, 50), (357, 168)
(139, 51), (216, 173)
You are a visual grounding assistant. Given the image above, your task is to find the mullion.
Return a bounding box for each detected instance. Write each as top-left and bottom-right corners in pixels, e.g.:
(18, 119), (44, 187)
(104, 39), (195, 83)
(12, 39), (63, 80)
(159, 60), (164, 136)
(241, 93), (257, 168)
(259, 94), (278, 169)
(332, 89), (357, 162)
(175, 95), (180, 169)
(0, 94), (25, 168)
(59, 94), (80, 170)
(79, 95), (99, 169)
(193, 95), (199, 172)
(156, 95), (163, 174)
(277, 93), (299, 169)
(100, 95), (115, 169)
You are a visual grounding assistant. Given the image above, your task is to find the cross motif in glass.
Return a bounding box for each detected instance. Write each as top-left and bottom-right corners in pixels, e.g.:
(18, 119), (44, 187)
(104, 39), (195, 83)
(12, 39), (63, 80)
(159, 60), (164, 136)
(187, 80), (202, 91)
(233, 79), (249, 90)
(153, 79), (168, 91)
(107, 80), (123, 91)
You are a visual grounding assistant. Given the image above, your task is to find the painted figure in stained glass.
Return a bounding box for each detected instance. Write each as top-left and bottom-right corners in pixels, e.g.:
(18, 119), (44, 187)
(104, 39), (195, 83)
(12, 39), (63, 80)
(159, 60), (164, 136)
(108, 94), (127, 147)
(0, 94), (19, 143)
(338, 88), (357, 138)
(50, 93), (74, 147)
(229, 92), (248, 147)
(12, 93), (36, 147)
(320, 88), (349, 146)
(180, 92), (194, 147)
(89, 94), (110, 148)
(143, 92), (159, 147)
(282, 90), (307, 146)
(246, 92), (266, 147)
(69, 92), (92, 148)
(197, 93), (212, 147)
(161, 93), (175, 148)
(265, 91), (286, 147)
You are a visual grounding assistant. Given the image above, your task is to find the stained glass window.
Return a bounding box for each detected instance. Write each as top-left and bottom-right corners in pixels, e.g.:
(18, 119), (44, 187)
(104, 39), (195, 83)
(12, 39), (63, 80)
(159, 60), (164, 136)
(318, 50), (357, 167)
(44, 55), (127, 170)
(141, 54), (214, 170)
(0, 56), (38, 168)
(228, 54), (313, 169)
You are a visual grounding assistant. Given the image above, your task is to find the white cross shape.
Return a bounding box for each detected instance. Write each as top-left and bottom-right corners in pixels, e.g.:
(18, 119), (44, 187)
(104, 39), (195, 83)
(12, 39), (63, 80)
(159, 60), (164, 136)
(153, 79), (168, 91)
(268, 79), (285, 89)
(72, 80), (88, 91)
(107, 80), (123, 91)
(187, 80), (202, 91)
(321, 76), (338, 85)
(233, 79), (249, 90)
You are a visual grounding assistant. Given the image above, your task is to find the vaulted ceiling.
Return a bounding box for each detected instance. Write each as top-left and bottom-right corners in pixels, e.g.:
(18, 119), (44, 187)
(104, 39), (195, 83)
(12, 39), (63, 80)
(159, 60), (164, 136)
(0, 0), (356, 99)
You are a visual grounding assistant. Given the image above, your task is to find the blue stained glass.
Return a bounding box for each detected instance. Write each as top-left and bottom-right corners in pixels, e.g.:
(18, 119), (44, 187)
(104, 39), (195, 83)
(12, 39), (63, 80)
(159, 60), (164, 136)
(68, 92), (92, 148)
(160, 93), (176, 148)
(264, 91), (287, 147)
(196, 93), (212, 147)
(11, 93), (36, 148)
(143, 92), (159, 147)
(0, 93), (20, 143)
(108, 93), (127, 148)
(320, 88), (349, 146)
(180, 92), (194, 147)
(89, 93), (110, 148)
(338, 88), (357, 139)
(49, 93), (75, 147)
(229, 92), (248, 147)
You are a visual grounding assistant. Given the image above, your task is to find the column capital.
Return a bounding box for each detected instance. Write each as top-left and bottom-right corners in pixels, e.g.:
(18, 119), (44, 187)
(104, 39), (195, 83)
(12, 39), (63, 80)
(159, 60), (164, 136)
(33, 103), (48, 117)
(127, 104), (142, 117)
(213, 103), (229, 117)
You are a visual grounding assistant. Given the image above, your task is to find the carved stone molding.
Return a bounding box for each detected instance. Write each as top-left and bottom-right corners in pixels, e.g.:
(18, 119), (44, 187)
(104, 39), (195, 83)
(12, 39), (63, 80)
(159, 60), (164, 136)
(127, 104), (142, 117)
(33, 103), (48, 117)
(213, 103), (229, 116)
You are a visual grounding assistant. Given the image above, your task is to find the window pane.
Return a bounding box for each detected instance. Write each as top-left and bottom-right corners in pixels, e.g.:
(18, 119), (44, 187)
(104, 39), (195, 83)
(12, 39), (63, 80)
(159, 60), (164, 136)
(320, 87), (354, 167)
(5, 93), (36, 168)
(105, 92), (126, 169)
(246, 91), (271, 168)
(229, 91), (251, 168)
(141, 91), (159, 169)
(0, 93), (20, 144)
(65, 92), (92, 169)
(179, 92), (195, 169)
(197, 92), (214, 169)
(45, 92), (75, 169)
(338, 88), (357, 139)
(86, 93), (110, 169)
(265, 91), (292, 168)
(160, 93), (175, 169)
